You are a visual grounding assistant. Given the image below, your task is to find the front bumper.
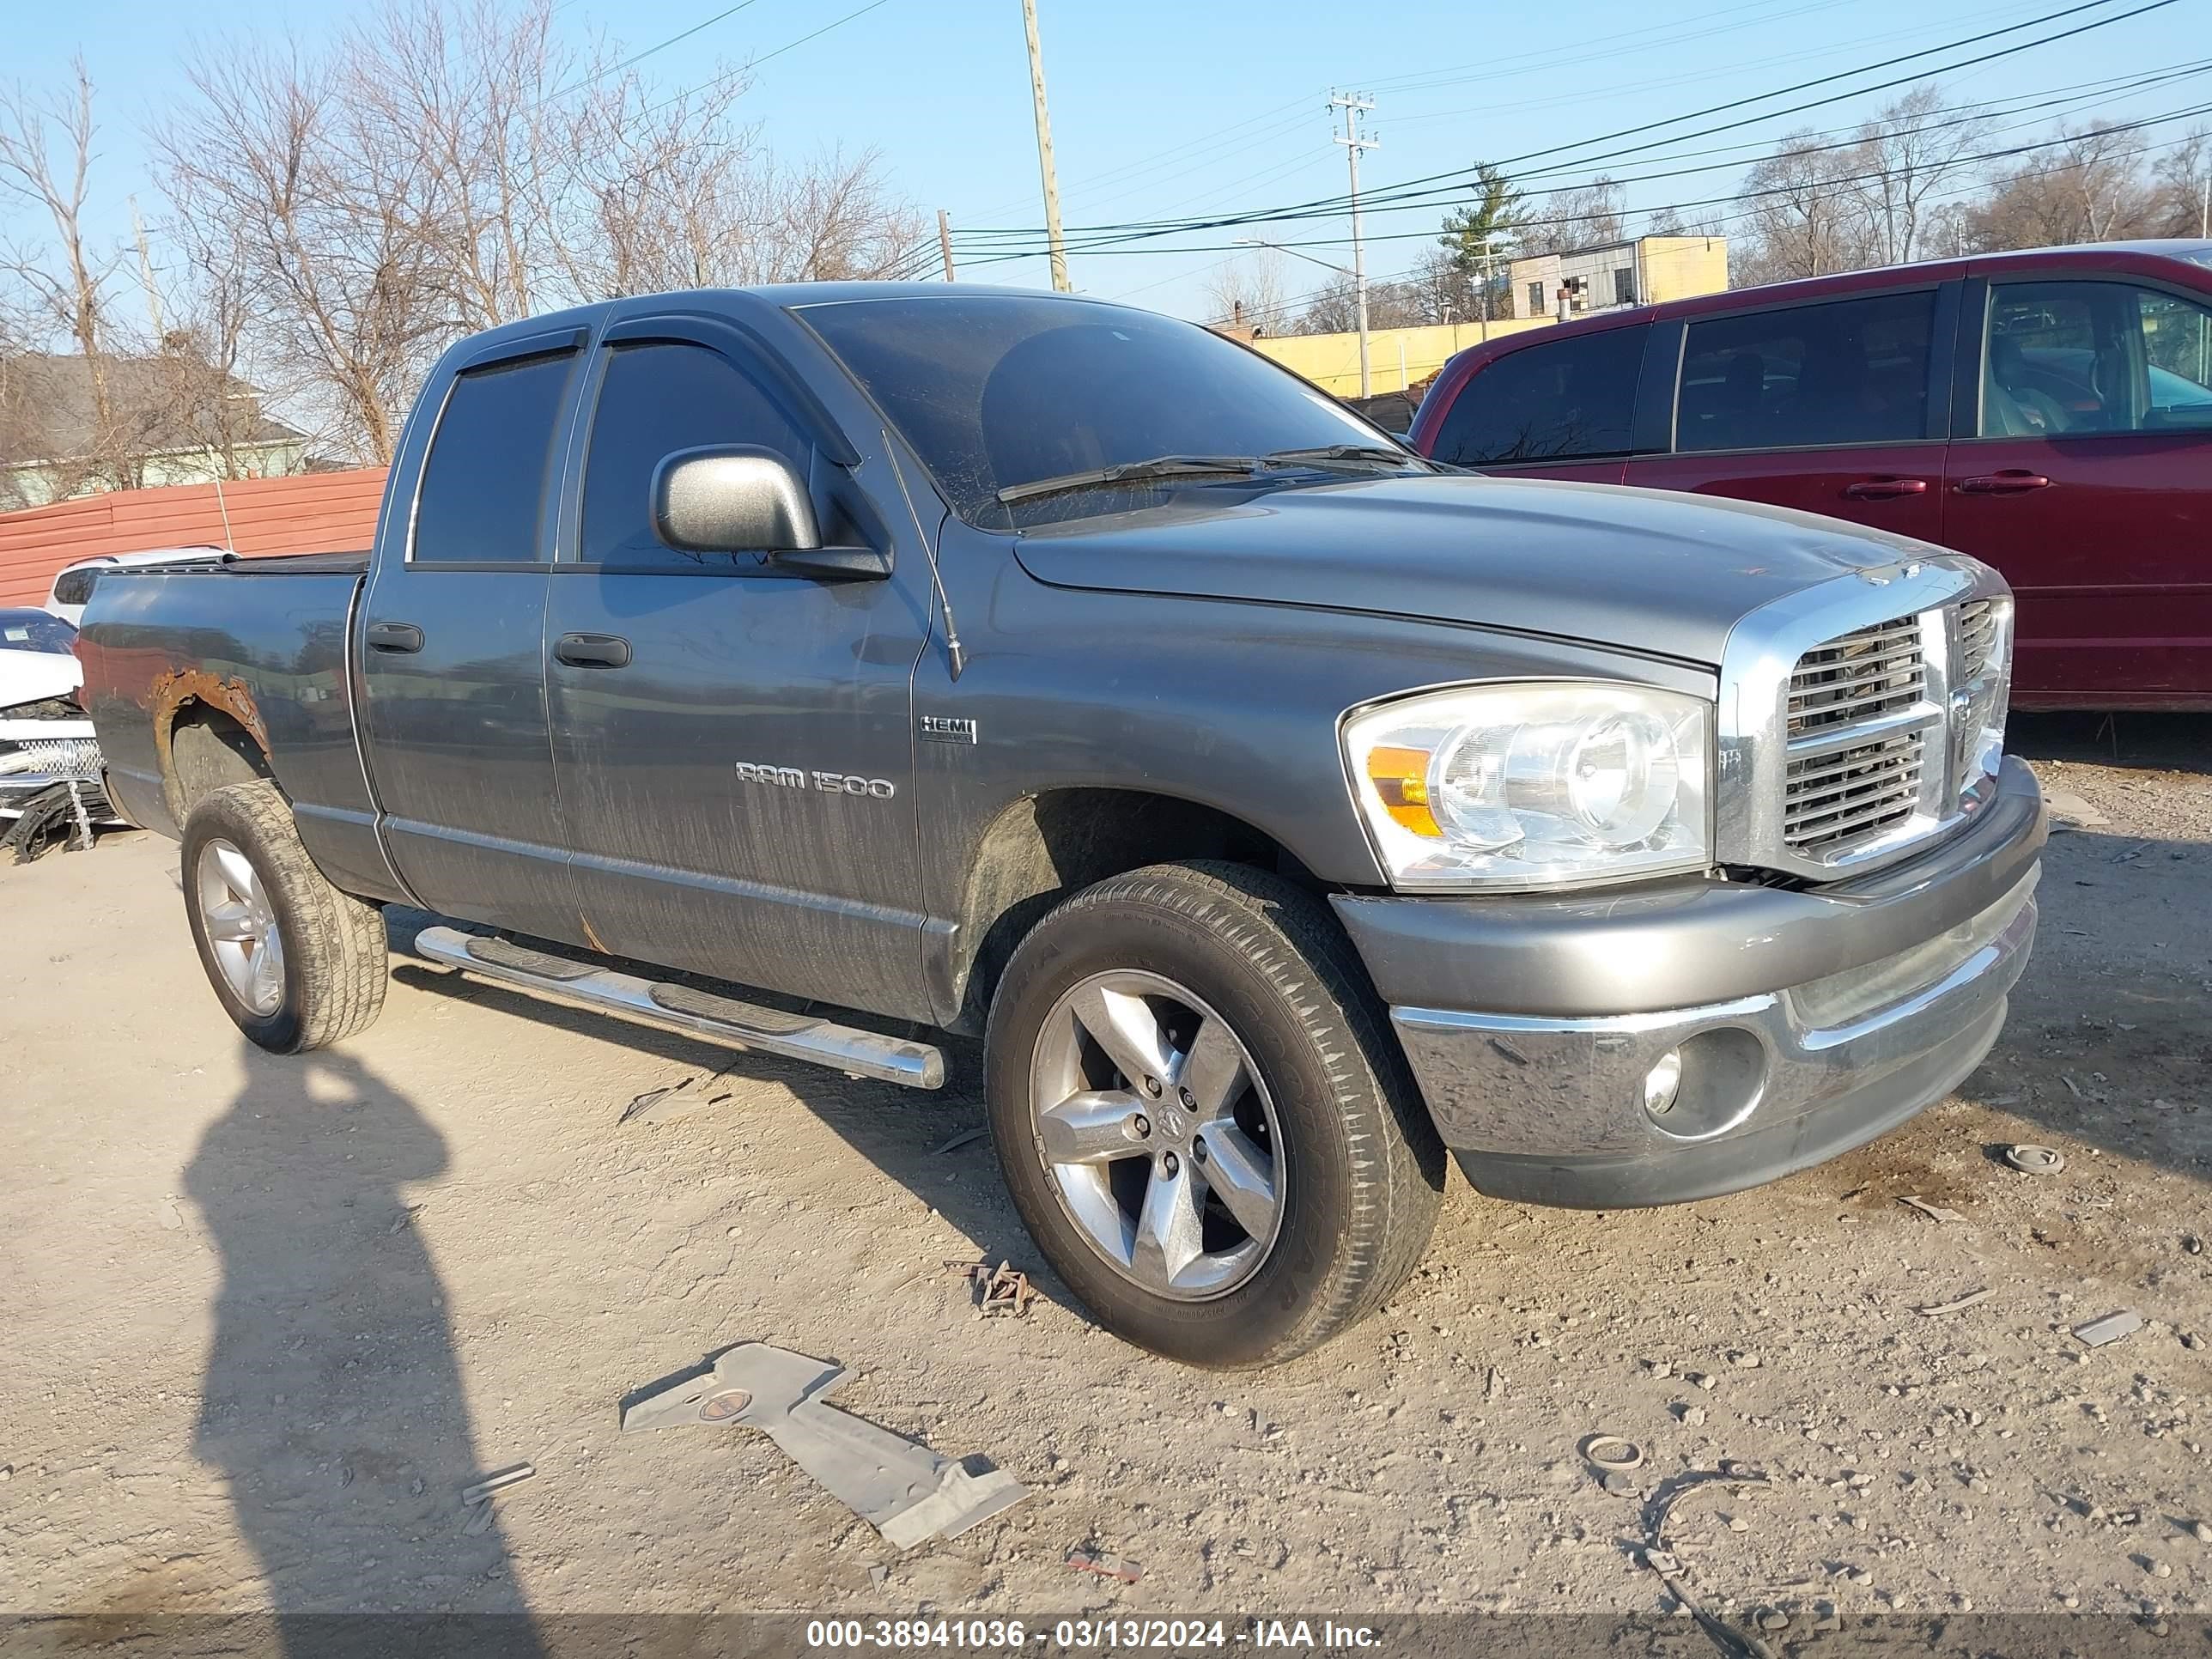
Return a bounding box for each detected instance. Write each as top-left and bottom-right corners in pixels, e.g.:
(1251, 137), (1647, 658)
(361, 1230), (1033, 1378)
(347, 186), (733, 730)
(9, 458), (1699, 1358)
(1334, 757), (2045, 1208)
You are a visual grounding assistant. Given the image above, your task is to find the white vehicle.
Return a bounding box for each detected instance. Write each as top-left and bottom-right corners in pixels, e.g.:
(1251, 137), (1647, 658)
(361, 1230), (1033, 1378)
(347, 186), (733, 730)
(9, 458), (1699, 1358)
(45, 546), (232, 625)
(0, 607), (116, 857)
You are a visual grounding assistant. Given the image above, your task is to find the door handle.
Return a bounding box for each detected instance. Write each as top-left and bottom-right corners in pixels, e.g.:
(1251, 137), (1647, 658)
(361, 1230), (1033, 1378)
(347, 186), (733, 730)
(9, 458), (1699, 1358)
(1843, 477), (1929, 500)
(1955, 471), (2051, 494)
(555, 632), (632, 669)
(365, 621), (424, 653)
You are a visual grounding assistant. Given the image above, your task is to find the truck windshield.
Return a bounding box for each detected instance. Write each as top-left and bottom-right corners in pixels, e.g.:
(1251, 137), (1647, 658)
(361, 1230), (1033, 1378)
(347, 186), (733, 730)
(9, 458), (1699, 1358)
(798, 294), (1415, 527)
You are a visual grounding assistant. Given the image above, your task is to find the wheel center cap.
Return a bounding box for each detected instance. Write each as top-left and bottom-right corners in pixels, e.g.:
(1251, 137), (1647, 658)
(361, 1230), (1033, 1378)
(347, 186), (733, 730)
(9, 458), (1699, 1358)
(1159, 1103), (1189, 1140)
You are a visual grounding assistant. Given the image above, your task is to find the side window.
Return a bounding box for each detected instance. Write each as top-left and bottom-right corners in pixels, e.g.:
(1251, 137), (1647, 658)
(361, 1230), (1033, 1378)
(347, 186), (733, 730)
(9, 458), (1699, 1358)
(1430, 326), (1646, 466)
(580, 341), (809, 568)
(1613, 267), (1636, 307)
(1526, 282), (1545, 317)
(1984, 281), (2212, 436)
(1677, 291), (1936, 453)
(411, 349), (579, 564)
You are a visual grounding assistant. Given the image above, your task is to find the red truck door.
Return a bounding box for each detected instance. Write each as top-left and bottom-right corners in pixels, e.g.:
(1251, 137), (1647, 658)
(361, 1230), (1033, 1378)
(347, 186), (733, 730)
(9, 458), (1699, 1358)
(1625, 286), (1949, 544)
(1943, 274), (2212, 708)
(1421, 325), (1647, 484)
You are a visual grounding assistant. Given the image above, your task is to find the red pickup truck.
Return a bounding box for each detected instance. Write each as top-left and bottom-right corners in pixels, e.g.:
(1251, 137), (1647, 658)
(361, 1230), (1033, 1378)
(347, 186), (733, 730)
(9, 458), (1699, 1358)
(1410, 240), (2212, 710)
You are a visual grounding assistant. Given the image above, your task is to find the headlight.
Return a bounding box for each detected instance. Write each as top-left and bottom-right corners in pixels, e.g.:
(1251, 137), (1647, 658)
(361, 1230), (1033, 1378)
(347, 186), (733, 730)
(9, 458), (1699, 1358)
(1342, 682), (1711, 890)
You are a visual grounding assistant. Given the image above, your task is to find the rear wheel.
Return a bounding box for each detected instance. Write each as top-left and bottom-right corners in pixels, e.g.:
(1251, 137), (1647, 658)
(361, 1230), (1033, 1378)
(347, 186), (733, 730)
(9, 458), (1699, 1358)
(181, 781), (388, 1053)
(986, 861), (1443, 1368)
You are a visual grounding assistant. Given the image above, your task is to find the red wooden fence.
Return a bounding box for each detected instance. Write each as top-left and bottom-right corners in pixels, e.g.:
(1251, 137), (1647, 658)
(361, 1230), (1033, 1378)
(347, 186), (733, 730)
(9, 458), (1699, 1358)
(0, 469), (389, 608)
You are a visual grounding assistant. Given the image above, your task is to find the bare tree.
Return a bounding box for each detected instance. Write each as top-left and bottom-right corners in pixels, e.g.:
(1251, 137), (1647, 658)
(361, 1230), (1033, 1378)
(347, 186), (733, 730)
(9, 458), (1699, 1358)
(1735, 131), (1869, 284)
(1522, 176), (1626, 256)
(1204, 248), (1288, 331)
(1963, 122), (2160, 251)
(155, 0), (922, 462)
(0, 58), (122, 483)
(1846, 86), (1988, 266)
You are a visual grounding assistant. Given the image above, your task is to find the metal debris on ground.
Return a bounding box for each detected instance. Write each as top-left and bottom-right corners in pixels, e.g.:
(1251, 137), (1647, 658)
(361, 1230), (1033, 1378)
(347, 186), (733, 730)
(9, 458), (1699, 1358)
(621, 1342), (1028, 1549)
(1914, 1287), (1992, 1317)
(1066, 1547), (1143, 1583)
(2004, 1144), (2066, 1175)
(460, 1463), (535, 1505)
(1638, 1464), (1780, 1659)
(948, 1256), (1036, 1318)
(462, 1503), (498, 1535)
(1898, 1194), (1967, 1224)
(2072, 1310), (2143, 1348)
(1583, 1435), (1644, 1472)
(930, 1124), (988, 1157)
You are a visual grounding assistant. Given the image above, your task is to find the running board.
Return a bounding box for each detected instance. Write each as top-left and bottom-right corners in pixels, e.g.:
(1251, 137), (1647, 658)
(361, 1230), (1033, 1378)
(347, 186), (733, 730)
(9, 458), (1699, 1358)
(413, 926), (945, 1090)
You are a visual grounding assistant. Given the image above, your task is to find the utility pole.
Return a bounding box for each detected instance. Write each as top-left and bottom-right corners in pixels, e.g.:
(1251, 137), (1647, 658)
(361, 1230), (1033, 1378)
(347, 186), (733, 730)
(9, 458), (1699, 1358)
(129, 197), (165, 340)
(1329, 91), (1377, 396)
(938, 209), (957, 282)
(1019, 0), (1071, 292)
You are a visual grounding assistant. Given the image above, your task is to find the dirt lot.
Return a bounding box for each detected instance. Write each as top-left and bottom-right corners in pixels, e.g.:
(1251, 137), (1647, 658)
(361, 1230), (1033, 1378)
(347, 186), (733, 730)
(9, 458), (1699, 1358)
(3, 714), (2209, 1640)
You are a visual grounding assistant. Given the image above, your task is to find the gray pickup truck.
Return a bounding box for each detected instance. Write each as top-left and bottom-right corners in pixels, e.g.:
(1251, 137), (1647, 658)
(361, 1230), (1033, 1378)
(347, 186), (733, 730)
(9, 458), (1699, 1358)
(80, 284), (2045, 1368)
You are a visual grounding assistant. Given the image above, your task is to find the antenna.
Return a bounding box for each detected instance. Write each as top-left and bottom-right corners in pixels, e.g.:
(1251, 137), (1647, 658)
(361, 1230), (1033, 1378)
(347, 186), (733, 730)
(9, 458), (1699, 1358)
(883, 428), (966, 680)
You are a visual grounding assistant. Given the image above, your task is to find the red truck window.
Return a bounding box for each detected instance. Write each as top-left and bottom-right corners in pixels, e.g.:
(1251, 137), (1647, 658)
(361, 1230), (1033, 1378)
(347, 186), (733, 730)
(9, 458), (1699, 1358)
(1984, 281), (2212, 436)
(1429, 326), (1645, 466)
(1678, 292), (1935, 453)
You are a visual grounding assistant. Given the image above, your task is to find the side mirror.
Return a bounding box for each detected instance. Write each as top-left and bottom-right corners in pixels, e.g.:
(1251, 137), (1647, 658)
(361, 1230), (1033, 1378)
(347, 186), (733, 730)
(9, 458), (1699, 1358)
(649, 446), (890, 581)
(653, 445), (821, 555)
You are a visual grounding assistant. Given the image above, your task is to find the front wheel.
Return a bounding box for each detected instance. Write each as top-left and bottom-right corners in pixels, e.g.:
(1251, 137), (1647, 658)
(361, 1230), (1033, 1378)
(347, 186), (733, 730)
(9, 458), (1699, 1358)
(181, 780), (389, 1053)
(985, 862), (1444, 1369)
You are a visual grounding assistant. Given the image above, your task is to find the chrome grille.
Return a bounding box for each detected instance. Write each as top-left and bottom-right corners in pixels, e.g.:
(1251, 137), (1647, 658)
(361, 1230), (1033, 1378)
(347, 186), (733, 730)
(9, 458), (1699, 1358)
(1786, 615), (1924, 735)
(1783, 612), (1929, 860)
(1956, 599), (1997, 682)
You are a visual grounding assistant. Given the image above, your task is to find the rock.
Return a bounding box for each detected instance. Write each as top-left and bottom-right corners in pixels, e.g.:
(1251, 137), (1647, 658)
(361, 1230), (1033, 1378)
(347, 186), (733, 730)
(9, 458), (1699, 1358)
(1846, 1568), (1874, 1586)
(1682, 1406), (1707, 1427)
(1693, 1372), (1718, 1392)
(2191, 1522), (2212, 1545)
(2153, 1560), (2173, 1578)
(2062, 1594), (2080, 1609)
(1726, 1515), (1750, 1533)
(1731, 1351), (1761, 1369)
(1758, 1608), (1789, 1631)
(1644, 1358), (1673, 1378)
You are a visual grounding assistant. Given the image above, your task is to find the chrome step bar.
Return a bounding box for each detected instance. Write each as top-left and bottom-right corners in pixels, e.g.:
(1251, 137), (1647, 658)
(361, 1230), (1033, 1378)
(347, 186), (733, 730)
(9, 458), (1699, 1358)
(413, 926), (945, 1090)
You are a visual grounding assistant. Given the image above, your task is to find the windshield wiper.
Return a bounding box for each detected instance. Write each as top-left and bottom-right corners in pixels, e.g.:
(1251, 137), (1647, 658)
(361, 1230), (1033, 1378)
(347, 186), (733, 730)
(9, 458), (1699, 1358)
(1262, 444), (1431, 471)
(997, 454), (1260, 505)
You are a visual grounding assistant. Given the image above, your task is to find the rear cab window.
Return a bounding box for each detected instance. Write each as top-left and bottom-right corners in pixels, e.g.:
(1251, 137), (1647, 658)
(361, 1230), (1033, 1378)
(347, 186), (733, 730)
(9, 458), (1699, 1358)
(1429, 326), (1647, 466)
(410, 349), (580, 564)
(1677, 291), (1936, 453)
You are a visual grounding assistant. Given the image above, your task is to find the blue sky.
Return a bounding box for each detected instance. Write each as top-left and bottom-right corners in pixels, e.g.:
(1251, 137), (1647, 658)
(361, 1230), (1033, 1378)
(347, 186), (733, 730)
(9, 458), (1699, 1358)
(6, 0), (2199, 323)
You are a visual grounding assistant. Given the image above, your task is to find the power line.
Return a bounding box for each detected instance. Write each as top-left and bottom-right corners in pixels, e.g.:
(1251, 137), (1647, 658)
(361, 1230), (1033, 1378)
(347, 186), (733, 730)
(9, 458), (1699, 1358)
(638, 0), (902, 118)
(533, 0), (763, 112)
(948, 0), (2169, 251)
(953, 96), (2212, 266)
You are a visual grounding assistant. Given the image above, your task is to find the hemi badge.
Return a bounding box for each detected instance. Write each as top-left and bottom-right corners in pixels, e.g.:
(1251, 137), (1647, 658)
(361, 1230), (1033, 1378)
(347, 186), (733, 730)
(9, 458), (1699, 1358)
(920, 715), (978, 744)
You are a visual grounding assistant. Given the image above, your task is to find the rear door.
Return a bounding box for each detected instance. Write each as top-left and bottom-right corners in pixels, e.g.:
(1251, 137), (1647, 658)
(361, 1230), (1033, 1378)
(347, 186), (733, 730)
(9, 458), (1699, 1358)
(1944, 274), (2212, 706)
(542, 317), (930, 1018)
(1626, 285), (1951, 543)
(1423, 325), (1648, 483)
(357, 329), (584, 939)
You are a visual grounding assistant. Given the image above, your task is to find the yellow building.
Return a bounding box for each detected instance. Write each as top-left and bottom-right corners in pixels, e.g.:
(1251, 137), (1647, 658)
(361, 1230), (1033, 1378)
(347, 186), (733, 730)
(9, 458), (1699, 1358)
(1250, 235), (1728, 397)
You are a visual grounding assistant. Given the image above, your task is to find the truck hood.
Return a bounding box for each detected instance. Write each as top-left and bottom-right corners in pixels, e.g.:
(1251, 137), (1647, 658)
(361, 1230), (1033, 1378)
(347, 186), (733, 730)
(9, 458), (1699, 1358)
(0, 646), (82, 714)
(1012, 474), (1934, 666)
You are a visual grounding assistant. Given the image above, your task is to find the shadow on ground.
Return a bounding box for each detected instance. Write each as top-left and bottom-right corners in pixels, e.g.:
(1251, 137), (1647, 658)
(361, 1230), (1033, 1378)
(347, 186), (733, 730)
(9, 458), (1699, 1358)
(184, 1043), (544, 1655)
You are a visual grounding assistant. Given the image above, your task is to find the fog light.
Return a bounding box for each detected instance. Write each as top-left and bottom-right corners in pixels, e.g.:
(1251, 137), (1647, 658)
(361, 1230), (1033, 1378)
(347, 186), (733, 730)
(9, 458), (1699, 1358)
(1644, 1048), (1684, 1116)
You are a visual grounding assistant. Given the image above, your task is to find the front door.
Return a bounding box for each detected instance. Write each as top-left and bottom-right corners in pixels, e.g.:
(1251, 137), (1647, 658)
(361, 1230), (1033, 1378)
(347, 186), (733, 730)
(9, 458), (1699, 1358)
(543, 320), (931, 1020)
(358, 331), (584, 940)
(1945, 276), (2212, 707)
(1625, 287), (1949, 543)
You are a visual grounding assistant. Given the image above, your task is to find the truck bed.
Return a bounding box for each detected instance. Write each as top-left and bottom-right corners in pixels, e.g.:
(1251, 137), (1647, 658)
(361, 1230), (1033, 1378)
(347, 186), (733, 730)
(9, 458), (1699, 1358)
(75, 561), (377, 864)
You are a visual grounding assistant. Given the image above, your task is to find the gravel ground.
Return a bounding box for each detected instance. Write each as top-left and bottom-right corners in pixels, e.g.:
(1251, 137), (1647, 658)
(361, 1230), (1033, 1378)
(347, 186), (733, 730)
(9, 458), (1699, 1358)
(2, 714), (2209, 1640)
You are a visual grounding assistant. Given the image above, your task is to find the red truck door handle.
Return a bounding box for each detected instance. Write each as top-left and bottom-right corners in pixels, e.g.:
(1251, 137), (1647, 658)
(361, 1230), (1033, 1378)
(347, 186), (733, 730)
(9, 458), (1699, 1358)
(365, 621), (423, 653)
(1954, 471), (2051, 494)
(556, 632), (632, 669)
(1843, 477), (1929, 500)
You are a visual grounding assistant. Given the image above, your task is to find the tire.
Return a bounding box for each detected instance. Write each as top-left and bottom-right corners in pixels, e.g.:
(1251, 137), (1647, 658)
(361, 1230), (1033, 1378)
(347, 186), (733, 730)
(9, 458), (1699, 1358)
(985, 861), (1444, 1369)
(180, 780), (388, 1053)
